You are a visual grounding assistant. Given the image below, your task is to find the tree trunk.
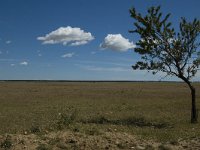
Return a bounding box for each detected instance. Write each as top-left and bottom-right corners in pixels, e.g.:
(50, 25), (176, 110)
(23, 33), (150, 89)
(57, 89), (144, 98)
(190, 86), (198, 123)
(180, 76), (198, 123)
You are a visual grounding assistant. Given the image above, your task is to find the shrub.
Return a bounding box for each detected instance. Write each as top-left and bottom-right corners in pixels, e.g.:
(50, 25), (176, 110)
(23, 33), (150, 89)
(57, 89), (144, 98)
(36, 144), (51, 150)
(30, 125), (41, 133)
(55, 109), (77, 130)
(0, 136), (12, 150)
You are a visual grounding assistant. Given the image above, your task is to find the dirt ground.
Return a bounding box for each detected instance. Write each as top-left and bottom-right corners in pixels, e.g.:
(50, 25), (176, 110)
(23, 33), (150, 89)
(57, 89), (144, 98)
(0, 130), (200, 150)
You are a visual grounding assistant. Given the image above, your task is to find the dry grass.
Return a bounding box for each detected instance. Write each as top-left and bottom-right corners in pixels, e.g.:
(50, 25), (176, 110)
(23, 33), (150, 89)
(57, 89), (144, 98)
(0, 81), (200, 142)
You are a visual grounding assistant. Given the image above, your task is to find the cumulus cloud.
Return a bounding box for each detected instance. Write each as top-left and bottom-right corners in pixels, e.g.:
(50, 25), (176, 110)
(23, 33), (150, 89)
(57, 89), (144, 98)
(100, 34), (136, 52)
(70, 41), (88, 46)
(37, 26), (94, 46)
(61, 52), (75, 58)
(20, 61), (28, 66)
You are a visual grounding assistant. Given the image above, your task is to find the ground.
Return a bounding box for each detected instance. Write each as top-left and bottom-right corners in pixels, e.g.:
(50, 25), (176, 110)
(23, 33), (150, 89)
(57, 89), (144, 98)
(0, 81), (200, 149)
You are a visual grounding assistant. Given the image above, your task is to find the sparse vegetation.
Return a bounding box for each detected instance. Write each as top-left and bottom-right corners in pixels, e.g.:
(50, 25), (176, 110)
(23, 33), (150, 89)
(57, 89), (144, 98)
(30, 125), (41, 133)
(158, 144), (171, 150)
(36, 144), (51, 150)
(83, 116), (170, 129)
(54, 108), (77, 130)
(0, 135), (12, 150)
(0, 81), (199, 149)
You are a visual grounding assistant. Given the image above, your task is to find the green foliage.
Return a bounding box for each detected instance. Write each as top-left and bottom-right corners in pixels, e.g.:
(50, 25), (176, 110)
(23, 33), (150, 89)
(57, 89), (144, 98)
(129, 6), (200, 81)
(54, 108), (77, 130)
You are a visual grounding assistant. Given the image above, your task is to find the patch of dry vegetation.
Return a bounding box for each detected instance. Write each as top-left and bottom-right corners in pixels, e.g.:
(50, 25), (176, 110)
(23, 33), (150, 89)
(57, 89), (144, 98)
(0, 130), (200, 150)
(0, 81), (200, 149)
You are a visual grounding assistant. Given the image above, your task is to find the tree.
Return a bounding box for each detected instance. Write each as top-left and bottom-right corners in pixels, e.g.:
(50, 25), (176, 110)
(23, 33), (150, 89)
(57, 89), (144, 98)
(129, 6), (200, 123)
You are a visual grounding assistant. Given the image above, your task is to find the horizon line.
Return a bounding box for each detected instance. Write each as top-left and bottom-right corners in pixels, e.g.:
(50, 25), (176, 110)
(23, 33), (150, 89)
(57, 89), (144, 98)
(0, 80), (199, 83)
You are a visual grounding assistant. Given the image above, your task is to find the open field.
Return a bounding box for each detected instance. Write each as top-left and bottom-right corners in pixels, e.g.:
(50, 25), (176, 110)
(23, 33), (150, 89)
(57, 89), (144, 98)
(0, 81), (200, 149)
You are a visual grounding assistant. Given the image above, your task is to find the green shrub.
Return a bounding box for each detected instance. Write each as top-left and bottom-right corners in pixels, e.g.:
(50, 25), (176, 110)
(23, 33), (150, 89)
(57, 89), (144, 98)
(55, 109), (77, 130)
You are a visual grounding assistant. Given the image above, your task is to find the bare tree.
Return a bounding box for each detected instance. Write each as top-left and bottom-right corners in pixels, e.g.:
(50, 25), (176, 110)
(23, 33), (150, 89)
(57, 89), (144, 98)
(129, 6), (200, 123)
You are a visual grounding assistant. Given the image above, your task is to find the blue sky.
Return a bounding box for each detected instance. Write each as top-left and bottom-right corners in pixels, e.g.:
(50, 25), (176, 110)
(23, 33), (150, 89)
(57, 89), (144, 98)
(0, 0), (199, 80)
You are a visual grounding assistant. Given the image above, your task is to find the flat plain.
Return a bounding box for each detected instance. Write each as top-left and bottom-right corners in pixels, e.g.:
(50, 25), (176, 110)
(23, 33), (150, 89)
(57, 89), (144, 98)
(0, 81), (200, 149)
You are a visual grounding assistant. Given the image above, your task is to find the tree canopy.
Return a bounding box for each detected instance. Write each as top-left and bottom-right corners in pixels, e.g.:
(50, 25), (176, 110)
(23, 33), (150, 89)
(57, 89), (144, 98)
(130, 6), (200, 82)
(129, 6), (200, 123)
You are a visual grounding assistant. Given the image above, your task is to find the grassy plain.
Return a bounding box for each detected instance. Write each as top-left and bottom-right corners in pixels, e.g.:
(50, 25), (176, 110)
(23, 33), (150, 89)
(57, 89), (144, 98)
(0, 81), (200, 149)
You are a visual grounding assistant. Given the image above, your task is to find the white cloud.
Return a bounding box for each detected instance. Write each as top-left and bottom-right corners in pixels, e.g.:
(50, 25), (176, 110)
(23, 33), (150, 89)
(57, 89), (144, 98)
(70, 41), (88, 46)
(6, 40), (11, 44)
(20, 61), (28, 66)
(37, 26), (94, 46)
(61, 52), (75, 58)
(38, 54), (42, 57)
(100, 34), (136, 52)
(10, 64), (15, 67)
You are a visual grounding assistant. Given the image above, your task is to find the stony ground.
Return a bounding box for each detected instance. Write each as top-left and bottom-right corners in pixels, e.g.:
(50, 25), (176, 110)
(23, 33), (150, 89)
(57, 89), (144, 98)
(1, 131), (200, 150)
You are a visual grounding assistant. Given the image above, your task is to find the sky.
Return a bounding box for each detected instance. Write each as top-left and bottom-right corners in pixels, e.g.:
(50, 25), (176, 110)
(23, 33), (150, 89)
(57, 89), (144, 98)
(0, 0), (200, 81)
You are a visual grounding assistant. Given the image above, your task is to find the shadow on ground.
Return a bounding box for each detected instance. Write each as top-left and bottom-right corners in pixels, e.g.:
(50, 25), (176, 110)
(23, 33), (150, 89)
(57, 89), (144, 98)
(81, 116), (171, 129)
